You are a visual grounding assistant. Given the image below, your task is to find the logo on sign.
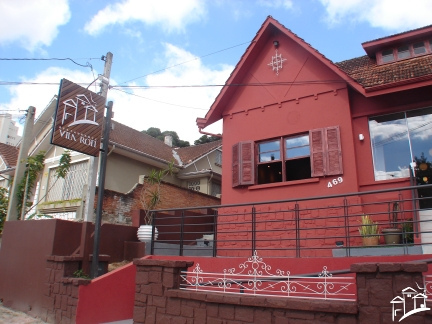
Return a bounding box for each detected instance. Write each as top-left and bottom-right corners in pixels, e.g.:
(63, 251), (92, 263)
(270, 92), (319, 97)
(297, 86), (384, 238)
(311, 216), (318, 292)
(51, 79), (105, 156)
(390, 283), (430, 321)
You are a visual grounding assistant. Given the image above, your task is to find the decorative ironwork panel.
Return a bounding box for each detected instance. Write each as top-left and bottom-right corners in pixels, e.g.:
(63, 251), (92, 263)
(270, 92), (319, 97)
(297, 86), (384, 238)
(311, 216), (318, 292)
(180, 251), (356, 300)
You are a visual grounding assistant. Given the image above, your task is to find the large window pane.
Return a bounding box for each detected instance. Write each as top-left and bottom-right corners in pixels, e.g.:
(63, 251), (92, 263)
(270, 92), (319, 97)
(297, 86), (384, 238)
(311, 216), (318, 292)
(258, 140), (280, 162)
(285, 135), (310, 158)
(369, 113), (411, 180)
(407, 107), (432, 164)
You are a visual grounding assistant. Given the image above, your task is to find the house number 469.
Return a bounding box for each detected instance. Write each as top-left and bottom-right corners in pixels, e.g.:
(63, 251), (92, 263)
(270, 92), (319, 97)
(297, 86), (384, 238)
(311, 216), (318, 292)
(327, 177), (343, 188)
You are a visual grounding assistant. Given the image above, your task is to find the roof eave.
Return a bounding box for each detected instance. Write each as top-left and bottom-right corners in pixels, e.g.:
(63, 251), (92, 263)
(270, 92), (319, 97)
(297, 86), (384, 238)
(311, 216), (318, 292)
(363, 75), (432, 97)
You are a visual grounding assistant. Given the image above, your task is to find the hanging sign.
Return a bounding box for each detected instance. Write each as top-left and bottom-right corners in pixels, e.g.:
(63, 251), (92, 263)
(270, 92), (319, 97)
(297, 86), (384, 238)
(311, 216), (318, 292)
(51, 79), (105, 156)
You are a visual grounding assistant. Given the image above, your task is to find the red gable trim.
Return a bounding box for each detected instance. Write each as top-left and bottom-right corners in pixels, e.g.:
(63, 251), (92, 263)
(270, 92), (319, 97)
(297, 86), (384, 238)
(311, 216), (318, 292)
(197, 16), (364, 130)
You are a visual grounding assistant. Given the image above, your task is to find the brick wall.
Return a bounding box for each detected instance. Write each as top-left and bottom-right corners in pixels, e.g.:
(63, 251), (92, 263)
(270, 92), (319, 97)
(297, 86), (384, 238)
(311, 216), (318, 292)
(216, 196), (363, 257)
(42, 256), (90, 324)
(96, 181), (220, 225)
(133, 259), (432, 324)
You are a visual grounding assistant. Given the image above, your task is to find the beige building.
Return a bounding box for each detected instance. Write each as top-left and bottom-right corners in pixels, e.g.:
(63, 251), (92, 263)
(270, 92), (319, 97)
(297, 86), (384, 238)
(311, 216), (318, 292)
(13, 96), (221, 220)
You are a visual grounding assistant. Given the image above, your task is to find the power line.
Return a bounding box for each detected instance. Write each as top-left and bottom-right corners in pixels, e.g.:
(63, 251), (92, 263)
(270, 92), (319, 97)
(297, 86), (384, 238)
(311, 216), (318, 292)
(0, 57), (98, 69)
(118, 40), (254, 85)
(111, 88), (207, 110)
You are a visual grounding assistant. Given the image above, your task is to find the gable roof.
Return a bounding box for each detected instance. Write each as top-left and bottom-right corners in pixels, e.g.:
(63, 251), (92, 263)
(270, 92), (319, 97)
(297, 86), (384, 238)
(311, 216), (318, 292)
(336, 53), (432, 92)
(176, 140), (222, 165)
(197, 16), (432, 130)
(109, 120), (222, 167)
(196, 16), (362, 130)
(0, 142), (19, 168)
(109, 120), (178, 165)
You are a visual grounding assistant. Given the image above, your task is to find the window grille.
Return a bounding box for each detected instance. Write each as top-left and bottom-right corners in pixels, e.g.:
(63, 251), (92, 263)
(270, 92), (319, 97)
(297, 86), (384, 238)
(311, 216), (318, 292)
(46, 160), (88, 202)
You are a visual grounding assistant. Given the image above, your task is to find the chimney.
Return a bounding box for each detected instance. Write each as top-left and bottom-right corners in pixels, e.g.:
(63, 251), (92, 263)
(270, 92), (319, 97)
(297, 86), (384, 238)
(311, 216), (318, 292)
(164, 135), (173, 147)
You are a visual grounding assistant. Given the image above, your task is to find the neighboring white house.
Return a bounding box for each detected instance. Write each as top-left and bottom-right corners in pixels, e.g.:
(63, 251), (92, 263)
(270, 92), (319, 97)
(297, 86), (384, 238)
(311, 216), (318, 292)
(0, 114), (21, 146)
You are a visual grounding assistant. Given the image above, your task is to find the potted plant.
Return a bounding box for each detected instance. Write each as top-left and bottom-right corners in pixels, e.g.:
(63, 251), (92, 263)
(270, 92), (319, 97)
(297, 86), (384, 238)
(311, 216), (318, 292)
(382, 202), (402, 244)
(358, 215), (379, 246)
(137, 162), (174, 242)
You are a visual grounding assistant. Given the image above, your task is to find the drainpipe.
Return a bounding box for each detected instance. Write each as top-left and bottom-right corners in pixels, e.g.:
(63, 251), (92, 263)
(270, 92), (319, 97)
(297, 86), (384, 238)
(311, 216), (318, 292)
(198, 128), (222, 138)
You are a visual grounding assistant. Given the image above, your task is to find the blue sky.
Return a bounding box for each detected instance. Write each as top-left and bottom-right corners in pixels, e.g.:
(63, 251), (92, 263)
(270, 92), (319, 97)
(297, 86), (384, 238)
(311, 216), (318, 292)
(1, 0), (431, 144)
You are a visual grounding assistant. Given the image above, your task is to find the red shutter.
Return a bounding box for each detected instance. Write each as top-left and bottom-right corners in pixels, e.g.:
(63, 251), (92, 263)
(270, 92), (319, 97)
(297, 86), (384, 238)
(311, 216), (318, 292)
(325, 126), (343, 175)
(232, 143), (240, 187)
(310, 129), (325, 177)
(232, 141), (255, 187)
(240, 141), (255, 185)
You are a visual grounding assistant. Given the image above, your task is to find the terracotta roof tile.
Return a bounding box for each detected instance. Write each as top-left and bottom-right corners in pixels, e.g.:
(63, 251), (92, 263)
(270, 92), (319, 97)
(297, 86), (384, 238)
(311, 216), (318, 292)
(109, 120), (221, 166)
(109, 120), (177, 164)
(176, 140), (222, 165)
(335, 54), (432, 89)
(0, 142), (19, 167)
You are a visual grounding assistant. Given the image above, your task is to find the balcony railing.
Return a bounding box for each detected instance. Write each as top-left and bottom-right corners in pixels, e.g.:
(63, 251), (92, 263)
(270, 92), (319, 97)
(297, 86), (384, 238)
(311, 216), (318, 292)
(148, 183), (432, 258)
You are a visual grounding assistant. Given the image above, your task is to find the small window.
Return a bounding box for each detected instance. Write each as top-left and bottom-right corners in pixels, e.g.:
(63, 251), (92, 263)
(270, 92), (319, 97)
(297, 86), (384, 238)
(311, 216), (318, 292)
(397, 45), (410, 59)
(285, 134), (311, 181)
(381, 49), (394, 63)
(258, 140), (282, 184)
(413, 41), (426, 55)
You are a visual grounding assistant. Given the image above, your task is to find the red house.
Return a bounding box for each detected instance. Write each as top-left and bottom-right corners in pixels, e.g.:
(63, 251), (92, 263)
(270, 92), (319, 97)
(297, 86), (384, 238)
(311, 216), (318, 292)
(196, 16), (432, 257)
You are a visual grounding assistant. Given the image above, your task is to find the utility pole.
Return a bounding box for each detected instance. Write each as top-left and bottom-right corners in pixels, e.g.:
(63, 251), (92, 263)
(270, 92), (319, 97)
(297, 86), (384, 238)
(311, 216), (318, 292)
(6, 106), (35, 221)
(83, 52), (113, 222)
(91, 101), (113, 278)
(79, 52), (112, 275)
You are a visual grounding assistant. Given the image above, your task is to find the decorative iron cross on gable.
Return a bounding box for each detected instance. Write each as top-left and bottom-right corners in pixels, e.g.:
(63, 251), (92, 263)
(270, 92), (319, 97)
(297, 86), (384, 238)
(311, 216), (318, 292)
(268, 49), (287, 75)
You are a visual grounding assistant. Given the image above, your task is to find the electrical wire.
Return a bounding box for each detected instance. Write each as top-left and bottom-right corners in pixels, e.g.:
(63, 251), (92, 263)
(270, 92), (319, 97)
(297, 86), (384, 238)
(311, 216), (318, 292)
(117, 40), (254, 85)
(0, 57), (97, 69)
(111, 87), (207, 110)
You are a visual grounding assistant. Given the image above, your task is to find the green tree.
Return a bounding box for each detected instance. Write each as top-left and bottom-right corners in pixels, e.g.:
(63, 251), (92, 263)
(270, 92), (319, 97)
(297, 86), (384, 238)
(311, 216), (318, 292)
(194, 135), (221, 145)
(16, 151), (45, 216)
(0, 187), (8, 233)
(142, 127), (190, 147)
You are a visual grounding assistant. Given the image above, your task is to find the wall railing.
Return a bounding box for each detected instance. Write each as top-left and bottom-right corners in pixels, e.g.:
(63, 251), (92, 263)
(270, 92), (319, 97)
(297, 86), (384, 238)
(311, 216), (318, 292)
(149, 183), (432, 258)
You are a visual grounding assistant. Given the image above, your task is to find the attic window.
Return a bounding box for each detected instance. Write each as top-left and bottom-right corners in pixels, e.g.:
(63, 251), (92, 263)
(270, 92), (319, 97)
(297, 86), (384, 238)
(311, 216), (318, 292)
(381, 49), (394, 63)
(378, 39), (432, 65)
(397, 45), (410, 59)
(413, 42), (426, 55)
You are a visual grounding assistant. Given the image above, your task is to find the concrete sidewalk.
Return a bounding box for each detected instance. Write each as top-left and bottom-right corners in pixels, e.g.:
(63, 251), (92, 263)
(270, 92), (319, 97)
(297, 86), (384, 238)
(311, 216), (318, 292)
(0, 304), (47, 324)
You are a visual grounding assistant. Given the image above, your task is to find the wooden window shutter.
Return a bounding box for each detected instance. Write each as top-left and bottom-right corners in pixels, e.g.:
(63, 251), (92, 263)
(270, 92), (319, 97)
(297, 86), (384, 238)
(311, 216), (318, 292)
(232, 141), (255, 187)
(240, 141), (255, 185)
(232, 143), (240, 187)
(310, 129), (325, 177)
(325, 126), (343, 175)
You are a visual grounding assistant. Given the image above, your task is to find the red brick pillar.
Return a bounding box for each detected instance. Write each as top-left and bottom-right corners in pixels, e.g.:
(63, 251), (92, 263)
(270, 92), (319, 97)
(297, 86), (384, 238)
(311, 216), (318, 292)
(133, 259), (193, 324)
(351, 262), (432, 324)
(43, 256), (90, 324)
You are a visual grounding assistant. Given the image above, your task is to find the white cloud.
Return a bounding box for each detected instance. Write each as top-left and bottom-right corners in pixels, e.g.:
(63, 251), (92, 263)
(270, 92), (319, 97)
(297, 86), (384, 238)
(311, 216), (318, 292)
(84, 0), (206, 36)
(0, 67), (98, 121)
(319, 0), (432, 31)
(0, 0), (71, 51)
(109, 43), (231, 143)
(257, 0), (293, 10)
(0, 44), (230, 144)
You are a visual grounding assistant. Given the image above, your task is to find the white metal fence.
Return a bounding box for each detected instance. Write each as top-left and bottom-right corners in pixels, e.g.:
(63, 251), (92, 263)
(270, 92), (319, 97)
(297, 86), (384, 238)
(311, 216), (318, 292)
(180, 251), (356, 300)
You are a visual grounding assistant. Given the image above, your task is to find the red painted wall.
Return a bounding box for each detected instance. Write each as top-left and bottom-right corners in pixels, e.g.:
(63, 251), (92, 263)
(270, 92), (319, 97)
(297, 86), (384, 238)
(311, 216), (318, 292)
(220, 32), (358, 205)
(212, 31), (432, 257)
(76, 263), (136, 324)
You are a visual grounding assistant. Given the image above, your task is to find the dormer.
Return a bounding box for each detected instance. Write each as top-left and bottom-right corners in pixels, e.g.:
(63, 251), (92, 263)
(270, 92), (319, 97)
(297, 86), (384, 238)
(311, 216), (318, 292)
(362, 25), (432, 65)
